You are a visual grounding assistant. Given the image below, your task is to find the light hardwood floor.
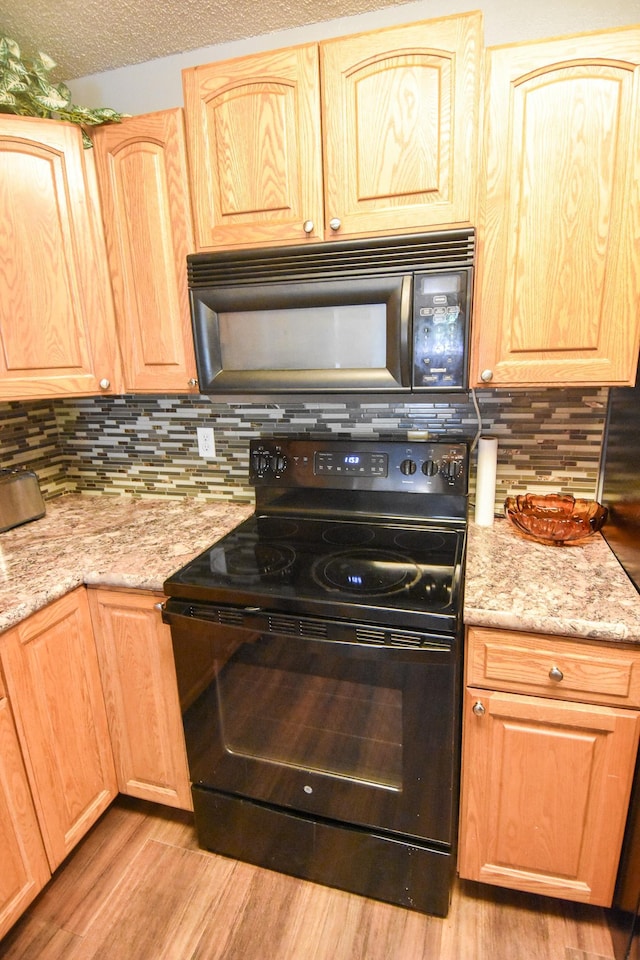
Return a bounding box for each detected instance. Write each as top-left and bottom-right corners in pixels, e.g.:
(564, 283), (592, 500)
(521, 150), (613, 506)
(0, 797), (619, 960)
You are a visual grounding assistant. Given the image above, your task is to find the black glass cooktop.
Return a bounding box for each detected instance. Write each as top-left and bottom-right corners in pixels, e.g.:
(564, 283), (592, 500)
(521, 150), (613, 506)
(164, 513), (466, 633)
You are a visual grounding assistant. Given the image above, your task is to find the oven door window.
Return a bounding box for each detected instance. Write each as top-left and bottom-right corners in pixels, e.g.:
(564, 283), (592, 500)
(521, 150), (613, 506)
(174, 623), (458, 845)
(217, 659), (402, 789)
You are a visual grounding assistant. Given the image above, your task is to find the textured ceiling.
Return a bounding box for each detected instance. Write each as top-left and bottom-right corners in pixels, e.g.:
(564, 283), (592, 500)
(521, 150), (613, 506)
(1, 0), (417, 79)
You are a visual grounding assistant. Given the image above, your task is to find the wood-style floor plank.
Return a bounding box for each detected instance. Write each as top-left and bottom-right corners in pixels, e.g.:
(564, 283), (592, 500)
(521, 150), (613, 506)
(0, 798), (618, 960)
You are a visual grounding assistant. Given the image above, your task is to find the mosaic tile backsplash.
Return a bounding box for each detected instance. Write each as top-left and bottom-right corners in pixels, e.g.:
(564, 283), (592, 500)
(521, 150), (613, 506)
(0, 388), (608, 517)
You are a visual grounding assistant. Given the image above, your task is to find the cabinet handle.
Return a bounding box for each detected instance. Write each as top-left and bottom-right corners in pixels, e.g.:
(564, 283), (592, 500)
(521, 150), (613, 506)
(329, 217), (341, 232)
(99, 378), (111, 390)
(187, 378), (199, 388)
(549, 665), (564, 682)
(480, 369), (493, 383)
(472, 701), (486, 717)
(303, 220), (314, 234)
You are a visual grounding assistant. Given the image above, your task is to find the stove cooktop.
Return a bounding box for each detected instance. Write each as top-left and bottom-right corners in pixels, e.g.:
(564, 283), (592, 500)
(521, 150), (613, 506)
(164, 512), (466, 633)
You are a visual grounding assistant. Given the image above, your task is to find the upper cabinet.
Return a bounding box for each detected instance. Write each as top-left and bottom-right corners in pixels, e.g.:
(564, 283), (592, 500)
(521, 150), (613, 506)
(0, 116), (121, 400)
(471, 26), (640, 388)
(92, 110), (199, 393)
(183, 12), (482, 250)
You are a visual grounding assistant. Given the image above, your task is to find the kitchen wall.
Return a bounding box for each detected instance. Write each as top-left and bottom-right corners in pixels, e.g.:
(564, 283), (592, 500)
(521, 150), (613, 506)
(0, 388), (608, 513)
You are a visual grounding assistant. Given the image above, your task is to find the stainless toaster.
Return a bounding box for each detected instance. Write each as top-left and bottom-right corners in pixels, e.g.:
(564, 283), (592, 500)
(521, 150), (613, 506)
(0, 468), (46, 532)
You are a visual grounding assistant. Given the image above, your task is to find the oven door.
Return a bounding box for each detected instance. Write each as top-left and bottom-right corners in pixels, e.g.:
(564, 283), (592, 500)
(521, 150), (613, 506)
(164, 600), (460, 846)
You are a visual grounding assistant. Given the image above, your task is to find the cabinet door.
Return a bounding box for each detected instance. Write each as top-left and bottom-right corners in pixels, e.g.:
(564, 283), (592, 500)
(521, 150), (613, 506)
(88, 589), (192, 810)
(320, 13), (482, 240)
(183, 44), (323, 250)
(0, 116), (121, 400)
(0, 589), (117, 871)
(472, 26), (640, 387)
(0, 680), (50, 940)
(92, 111), (198, 393)
(458, 687), (640, 906)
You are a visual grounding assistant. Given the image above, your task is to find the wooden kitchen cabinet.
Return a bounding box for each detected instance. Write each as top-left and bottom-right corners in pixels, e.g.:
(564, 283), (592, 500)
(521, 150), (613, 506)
(183, 12), (481, 250)
(0, 669), (50, 940)
(458, 626), (640, 906)
(0, 116), (121, 400)
(92, 110), (199, 393)
(88, 588), (192, 811)
(0, 588), (117, 871)
(471, 25), (640, 388)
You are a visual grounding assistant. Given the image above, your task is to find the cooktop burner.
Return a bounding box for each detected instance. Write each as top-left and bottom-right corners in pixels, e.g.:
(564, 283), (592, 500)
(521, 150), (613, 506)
(312, 548), (422, 596)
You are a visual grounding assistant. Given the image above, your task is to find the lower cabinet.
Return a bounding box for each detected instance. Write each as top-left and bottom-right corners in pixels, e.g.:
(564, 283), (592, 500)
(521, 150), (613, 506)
(0, 672), (50, 940)
(88, 588), (192, 811)
(458, 627), (640, 906)
(0, 588), (118, 872)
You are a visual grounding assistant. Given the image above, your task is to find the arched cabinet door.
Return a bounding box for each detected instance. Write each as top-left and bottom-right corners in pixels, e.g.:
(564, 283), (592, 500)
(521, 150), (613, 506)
(183, 44), (324, 250)
(92, 110), (198, 393)
(320, 12), (482, 240)
(0, 116), (120, 399)
(472, 26), (640, 388)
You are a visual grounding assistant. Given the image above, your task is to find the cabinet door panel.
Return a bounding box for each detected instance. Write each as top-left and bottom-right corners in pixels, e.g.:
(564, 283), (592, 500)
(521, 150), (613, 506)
(92, 110), (198, 392)
(458, 687), (640, 906)
(89, 590), (191, 810)
(0, 691), (50, 940)
(0, 589), (117, 870)
(321, 13), (481, 239)
(184, 45), (323, 249)
(0, 116), (120, 399)
(473, 27), (640, 386)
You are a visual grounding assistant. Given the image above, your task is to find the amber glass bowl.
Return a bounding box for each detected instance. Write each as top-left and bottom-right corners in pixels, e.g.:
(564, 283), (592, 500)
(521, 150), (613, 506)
(504, 494), (608, 546)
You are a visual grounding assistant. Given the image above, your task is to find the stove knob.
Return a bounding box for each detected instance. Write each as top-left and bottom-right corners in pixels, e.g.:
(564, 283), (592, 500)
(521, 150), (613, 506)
(271, 453), (287, 475)
(422, 459), (438, 477)
(400, 458), (417, 476)
(252, 451), (271, 477)
(442, 459), (463, 479)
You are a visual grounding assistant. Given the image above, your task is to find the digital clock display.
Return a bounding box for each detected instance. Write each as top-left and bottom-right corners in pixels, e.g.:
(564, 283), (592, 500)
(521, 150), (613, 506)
(314, 451), (388, 477)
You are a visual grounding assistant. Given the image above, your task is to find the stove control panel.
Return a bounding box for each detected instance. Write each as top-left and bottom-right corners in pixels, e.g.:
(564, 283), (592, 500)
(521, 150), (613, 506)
(250, 437), (469, 496)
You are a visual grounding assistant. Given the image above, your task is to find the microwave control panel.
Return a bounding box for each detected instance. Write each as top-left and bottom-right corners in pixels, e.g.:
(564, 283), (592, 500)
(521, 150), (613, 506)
(412, 268), (472, 390)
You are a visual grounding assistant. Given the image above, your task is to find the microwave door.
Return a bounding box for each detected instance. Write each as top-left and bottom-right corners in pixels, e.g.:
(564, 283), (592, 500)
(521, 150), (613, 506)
(191, 275), (412, 395)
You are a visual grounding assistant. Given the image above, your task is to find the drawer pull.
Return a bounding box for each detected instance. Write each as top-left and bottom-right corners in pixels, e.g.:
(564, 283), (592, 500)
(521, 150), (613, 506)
(549, 666), (564, 682)
(472, 701), (486, 717)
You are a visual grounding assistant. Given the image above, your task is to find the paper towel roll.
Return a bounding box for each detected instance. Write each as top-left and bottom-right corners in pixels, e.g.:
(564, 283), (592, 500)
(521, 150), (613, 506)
(475, 436), (498, 526)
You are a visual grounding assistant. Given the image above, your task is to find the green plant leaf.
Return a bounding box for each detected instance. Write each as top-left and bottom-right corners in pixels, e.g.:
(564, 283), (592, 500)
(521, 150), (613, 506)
(0, 33), (126, 144)
(0, 37), (20, 61)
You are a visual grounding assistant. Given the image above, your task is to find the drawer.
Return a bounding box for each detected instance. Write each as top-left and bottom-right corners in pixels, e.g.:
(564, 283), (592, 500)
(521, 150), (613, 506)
(466, 627), (640, 708)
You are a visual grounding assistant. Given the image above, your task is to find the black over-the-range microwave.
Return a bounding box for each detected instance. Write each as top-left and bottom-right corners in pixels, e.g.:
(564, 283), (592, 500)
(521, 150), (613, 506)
(187, 229), (475, 396)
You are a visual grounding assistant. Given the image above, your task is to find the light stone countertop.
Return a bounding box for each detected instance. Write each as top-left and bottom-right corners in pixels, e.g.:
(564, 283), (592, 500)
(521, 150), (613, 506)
(0, 493), (253, 634)
(464, 518), (640, 643)
(2, 494), (640, 646)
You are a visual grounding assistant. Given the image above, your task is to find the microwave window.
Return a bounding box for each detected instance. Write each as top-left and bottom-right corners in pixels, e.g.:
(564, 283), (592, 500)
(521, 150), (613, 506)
(218, 304), (387, 370)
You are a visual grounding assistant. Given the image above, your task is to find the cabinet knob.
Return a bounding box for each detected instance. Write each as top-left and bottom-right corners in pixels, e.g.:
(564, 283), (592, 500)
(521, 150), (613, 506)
(472, 701), (486, 717)
(303, 220), (314, 234)
(480, 369), (493, 383)
(99, 378), (111, 390)
(549, 665), (564, 682)
(154, 602), (164, 612)
(329, 217), (341, 232)
(187, 378), (199, 388)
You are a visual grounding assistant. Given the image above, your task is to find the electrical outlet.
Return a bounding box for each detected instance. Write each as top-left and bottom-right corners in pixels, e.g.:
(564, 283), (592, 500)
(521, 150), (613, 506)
(197, 426), (216, 459)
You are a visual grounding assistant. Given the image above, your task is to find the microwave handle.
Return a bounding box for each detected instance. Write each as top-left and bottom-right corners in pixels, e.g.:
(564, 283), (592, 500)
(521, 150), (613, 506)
(400, 275), (413, 387)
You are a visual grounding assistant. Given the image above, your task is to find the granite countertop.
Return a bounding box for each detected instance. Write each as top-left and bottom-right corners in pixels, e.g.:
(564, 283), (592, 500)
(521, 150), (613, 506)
(2, 494), (640, 645)
(0, 494), (253, 634)
(464, 518), (640, 643)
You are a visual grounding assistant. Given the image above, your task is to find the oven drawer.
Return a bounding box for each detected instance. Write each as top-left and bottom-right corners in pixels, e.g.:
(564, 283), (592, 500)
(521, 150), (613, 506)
(466, 626), (640, 708)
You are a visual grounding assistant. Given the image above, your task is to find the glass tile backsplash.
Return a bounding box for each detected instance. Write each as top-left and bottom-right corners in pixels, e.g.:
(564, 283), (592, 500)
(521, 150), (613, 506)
(0, 388), (608, 517)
